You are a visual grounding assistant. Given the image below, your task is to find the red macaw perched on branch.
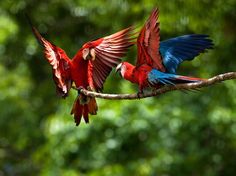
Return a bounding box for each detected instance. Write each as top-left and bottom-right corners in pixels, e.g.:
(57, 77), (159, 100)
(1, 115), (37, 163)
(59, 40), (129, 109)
(116, 8), (213, 95)
(29, 18), (135, 125)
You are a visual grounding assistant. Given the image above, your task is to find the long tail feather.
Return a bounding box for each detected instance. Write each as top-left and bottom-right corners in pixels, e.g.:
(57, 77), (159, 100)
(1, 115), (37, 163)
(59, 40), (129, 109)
(173, 75), (205, 83)
(88, 97), (98, 115)
(71, 97), (84, 126)
(148, 69), (204, 86)
(70, 96), (98, 126)
(83, 105), (89, 123)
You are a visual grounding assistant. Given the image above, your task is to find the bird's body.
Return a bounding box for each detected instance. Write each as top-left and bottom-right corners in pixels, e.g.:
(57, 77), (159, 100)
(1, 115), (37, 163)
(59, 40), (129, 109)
(69, 49), (95, 124)
(30, 20), (135, 125)
(70, 49), (89, 88)
(120, 63), (152, 90)
(116, 8), (213, 93)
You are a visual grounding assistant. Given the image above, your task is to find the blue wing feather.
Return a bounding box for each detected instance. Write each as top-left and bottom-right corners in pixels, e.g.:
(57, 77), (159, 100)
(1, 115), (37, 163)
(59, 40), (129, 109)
(159, 34), (213, 74)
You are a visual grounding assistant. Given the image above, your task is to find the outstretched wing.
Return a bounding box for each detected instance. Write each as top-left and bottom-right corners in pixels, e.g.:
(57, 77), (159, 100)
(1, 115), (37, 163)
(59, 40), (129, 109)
(87, 27), (136, 91)
(29, 22), (72, 97)
(136, 8), (165, 71)
(160, 34), (214, 74)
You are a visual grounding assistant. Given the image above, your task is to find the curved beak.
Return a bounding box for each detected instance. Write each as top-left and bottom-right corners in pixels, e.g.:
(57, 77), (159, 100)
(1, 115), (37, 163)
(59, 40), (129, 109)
(83, 48), (96, 60)
(115, 63), (122, 73)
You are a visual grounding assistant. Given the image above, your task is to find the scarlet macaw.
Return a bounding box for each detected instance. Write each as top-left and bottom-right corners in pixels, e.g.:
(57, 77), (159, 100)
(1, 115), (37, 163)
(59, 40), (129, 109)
(116, 8), (213, 94)
(30, 19), (135, 125)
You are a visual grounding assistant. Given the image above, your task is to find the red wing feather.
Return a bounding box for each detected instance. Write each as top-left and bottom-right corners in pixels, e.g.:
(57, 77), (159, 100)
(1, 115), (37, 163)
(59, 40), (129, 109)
(30, 25), (72, 97)
(88, 27), (136, 91)
(136, 8), (165, 71)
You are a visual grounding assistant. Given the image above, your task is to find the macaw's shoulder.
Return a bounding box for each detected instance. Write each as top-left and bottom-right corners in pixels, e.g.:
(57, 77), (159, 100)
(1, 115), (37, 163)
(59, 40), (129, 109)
(83, 38), (104, 48)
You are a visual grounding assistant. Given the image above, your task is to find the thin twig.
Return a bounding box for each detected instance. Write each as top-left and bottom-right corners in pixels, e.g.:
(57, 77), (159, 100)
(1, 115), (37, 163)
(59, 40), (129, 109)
(73, 72), (236, 100)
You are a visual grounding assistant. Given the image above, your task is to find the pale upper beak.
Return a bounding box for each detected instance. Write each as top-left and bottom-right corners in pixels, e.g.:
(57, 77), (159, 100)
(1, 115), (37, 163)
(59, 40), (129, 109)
(115, 63), (122, 73)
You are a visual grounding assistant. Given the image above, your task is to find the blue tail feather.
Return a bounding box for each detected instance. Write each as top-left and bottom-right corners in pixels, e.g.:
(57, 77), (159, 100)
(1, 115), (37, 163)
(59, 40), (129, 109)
(160, 34), (213, 74)
(148, 69), (201, 86)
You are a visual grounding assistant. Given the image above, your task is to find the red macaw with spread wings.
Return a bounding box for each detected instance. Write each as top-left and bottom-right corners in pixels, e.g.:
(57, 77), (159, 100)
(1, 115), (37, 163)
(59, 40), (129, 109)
(29, 18), (135, 125)
(116, 8), (213, 95)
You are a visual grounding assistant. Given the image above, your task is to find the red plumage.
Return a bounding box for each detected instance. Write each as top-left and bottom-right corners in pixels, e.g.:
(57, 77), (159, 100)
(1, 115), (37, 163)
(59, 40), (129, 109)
(117, 8), (163, 92)
(30, 20), (135, 125)
(136, 8), (165, 72)
(116, 8), (204, 94)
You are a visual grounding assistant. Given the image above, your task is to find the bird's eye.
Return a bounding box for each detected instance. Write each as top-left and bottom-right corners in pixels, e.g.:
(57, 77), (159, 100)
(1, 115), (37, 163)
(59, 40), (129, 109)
(83, 48), (88, 53)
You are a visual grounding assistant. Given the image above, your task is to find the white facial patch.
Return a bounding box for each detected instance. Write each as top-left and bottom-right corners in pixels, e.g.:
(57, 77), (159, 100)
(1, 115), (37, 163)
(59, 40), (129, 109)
(116, 63), (126, 78)
(120, 64), (126, 78)
(82, 48), (89, 60)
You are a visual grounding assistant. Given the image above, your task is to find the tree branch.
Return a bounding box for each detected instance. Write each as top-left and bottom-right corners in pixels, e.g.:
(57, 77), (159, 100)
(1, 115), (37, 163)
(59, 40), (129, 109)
(74, 72), (236, 100)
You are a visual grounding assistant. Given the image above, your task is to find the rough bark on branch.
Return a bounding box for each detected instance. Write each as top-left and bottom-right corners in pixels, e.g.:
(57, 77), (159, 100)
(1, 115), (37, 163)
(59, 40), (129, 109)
(74, 72), (236, 100)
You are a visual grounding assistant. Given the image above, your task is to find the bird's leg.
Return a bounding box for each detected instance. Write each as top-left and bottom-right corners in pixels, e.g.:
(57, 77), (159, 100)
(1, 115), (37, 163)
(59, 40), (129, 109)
(77, 86), (85, 103)
(137, 83), (145, 99)
(77, 86), (90, 104)
(77, 86), (85, 95)
(137, 88), (144, 99)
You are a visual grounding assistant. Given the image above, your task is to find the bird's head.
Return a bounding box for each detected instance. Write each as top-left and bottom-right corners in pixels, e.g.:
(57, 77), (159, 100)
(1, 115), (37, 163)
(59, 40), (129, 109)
(82, 42), (96, 61)
(115, 62), (135, 78)
(115, 62), (125, 77)
(82, 38), (103, 61)
(82, 47), (95, 61)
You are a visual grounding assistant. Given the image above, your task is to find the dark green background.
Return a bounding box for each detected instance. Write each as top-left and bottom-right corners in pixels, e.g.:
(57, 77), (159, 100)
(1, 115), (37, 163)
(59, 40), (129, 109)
(0, 0), (236, 175)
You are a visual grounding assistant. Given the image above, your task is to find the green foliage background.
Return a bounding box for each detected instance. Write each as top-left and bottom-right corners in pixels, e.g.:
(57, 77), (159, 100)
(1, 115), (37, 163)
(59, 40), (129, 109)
(0, 0), (236, 175)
